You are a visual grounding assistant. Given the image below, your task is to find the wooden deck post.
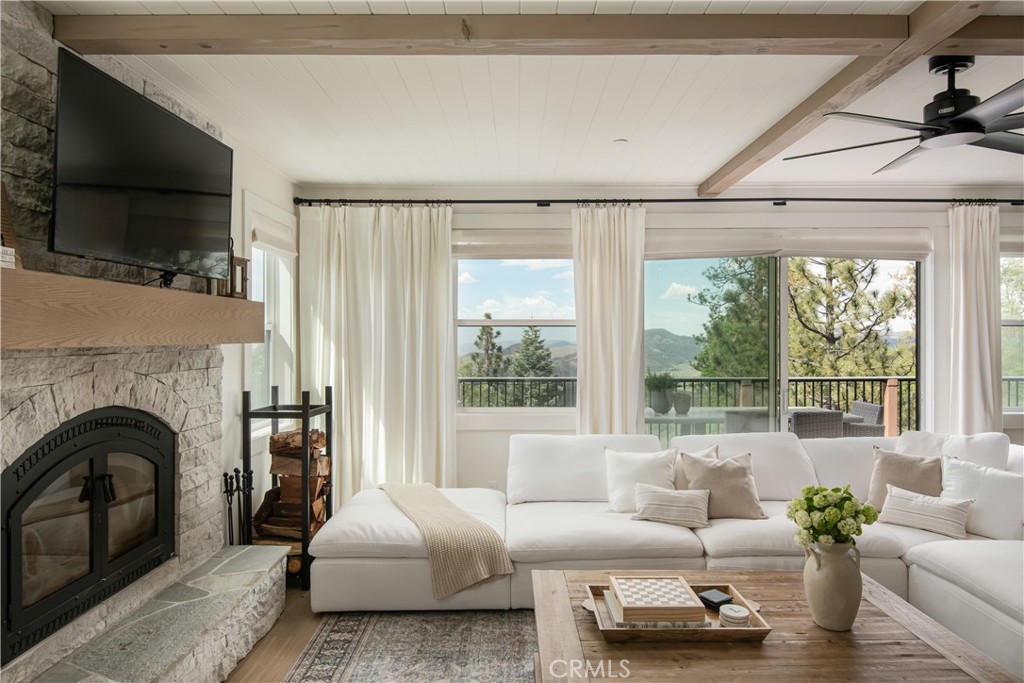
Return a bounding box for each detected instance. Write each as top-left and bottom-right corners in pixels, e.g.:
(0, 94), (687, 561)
(883, 377), (899, 436)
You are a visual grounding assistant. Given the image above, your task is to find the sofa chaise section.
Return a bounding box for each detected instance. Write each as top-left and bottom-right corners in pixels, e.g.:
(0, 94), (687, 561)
(308, 488), (511, 611)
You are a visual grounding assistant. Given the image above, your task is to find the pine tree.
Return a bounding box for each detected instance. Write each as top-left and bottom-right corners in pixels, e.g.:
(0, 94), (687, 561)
(470, 313), (507, 377)
(508, 325), (555, 377)
(690, 257), (917, 391)
(508, 325), (561, 406)
(787, 257), (915, 378)
(690, 257), (772, 378)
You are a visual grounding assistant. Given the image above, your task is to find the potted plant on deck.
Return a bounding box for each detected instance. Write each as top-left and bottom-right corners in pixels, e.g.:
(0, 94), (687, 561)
(645, 371), (677, 415)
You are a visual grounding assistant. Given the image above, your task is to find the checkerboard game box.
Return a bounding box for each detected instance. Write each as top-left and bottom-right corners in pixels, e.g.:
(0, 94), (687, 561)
(608, 575), (706, 622)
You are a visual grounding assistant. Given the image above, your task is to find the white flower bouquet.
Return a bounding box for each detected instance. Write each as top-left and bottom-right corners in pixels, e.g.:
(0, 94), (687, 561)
(786, 484), (879, 549)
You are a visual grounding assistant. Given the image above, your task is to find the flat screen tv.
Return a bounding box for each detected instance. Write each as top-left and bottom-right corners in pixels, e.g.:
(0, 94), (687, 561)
(51, 48), (233, 281)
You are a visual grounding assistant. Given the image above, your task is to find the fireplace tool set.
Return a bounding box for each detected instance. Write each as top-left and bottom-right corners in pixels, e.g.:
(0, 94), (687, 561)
(222, 468), (254, 545)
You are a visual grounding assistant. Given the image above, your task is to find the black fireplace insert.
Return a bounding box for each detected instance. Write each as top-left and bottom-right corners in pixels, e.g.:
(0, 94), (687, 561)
(2, 407), (176, 663)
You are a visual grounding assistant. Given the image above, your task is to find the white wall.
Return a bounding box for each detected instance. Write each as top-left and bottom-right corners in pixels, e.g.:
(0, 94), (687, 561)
(220, 136), (298, 520)
(298, 182), (1024, 488)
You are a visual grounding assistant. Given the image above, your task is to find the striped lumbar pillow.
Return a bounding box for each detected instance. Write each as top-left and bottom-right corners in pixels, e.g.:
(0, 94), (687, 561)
(631, 484), (710, 528)
(877, 484), (973, 539)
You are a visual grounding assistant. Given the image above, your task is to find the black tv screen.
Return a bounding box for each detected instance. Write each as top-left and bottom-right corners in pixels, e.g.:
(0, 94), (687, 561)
(51, 49), (232, 280)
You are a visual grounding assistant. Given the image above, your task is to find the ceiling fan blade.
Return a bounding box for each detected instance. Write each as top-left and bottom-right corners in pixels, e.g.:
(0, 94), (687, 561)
(970, 131), (1024, 155)
(954, 79), (1024, 128)
(986, 113), (1024, 134)
(872, 145), (929, 174)
(825, 111), (943, 132)
(783, 136), (920, 161)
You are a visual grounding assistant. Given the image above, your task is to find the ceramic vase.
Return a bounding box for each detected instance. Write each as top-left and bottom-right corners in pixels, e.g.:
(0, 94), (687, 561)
(803, 542), (862, 631)
(650, 390), (672, 415)
(673, 392), (692, 415)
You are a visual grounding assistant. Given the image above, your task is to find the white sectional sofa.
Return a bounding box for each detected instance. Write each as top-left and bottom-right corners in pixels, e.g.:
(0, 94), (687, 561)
(309, 431), (1024, 677)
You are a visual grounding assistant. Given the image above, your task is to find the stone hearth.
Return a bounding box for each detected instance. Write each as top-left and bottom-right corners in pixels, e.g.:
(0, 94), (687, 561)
(1, 345), (227, 683)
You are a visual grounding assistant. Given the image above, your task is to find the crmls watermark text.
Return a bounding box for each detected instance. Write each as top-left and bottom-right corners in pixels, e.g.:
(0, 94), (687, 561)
(549, 659), (631, 679)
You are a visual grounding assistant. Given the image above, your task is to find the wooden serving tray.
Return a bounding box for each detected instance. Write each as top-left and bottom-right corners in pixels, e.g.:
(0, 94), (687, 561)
(586, 583), (772, 643)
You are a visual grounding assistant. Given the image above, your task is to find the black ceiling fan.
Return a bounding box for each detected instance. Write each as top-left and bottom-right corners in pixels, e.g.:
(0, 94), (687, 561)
(784, 56), (1024, 174)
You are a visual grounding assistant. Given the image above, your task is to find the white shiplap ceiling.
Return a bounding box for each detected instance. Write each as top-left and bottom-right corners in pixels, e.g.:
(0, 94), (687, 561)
(38, 0), (1024, 189)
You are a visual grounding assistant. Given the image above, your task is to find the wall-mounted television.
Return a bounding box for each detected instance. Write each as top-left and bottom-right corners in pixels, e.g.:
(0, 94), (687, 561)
(51, 48), (233, 281)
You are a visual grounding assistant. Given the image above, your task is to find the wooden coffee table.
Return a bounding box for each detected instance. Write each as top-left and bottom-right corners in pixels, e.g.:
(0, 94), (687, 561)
(533, 569), (1016, 683)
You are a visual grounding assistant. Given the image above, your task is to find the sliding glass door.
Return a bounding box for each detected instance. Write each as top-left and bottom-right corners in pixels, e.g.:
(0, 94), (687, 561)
(643, 255), (918, 445)
(643, 257), (778, 443)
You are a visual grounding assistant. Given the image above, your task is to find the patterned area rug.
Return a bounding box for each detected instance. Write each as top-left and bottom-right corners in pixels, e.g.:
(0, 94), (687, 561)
(284, 610), (537, 683)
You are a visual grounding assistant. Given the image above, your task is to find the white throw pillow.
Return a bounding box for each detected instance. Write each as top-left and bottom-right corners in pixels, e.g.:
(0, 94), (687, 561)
(896, 431), (1009, 470)
(605, 448), (676, 512)
(941, 456), (1024, 540)
(673, 444), (718, 489)
(632, 484), (710, 528)
(878, 484), (973, 539)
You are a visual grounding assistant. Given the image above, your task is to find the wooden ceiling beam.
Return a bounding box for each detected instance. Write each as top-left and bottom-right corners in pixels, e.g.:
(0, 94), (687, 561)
(52, 14), (908, 56)
(697, 1), (997, 197)
(928, 16), (1024, 56)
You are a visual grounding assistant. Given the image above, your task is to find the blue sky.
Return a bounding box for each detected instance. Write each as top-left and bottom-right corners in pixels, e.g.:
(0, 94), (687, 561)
(457, 258), (714, 337)
(457, 257), (914, 346)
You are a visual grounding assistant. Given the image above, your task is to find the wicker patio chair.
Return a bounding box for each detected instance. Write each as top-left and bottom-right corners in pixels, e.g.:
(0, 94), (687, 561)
(790, 409), (844, 439)
(844, 400), (886, 437)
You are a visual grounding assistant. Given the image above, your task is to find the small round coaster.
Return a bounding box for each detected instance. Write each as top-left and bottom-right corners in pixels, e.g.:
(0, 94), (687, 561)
(719, 604), (750, 627)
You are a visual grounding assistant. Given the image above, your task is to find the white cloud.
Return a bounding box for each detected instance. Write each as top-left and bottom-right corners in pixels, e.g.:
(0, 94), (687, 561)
(552, 270), (574, 280)
(465, 294), (574, 320)
(660, 283), (698, 300)
(499, 259), (573, 271)
(457, 272), (478, 284)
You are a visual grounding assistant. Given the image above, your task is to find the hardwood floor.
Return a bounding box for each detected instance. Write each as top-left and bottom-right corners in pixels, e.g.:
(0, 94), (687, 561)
(228, 586), (324, 683)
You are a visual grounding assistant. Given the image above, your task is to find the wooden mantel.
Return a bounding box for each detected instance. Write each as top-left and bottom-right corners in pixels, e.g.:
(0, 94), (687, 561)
(1, 268), (264, 349)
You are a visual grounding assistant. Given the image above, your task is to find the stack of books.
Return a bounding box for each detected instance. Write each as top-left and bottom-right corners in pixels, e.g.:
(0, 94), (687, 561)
(602, 575), (711, 629)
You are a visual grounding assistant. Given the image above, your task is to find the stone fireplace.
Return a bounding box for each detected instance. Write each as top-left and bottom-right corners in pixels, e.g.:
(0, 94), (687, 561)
(0, 345), (226, 682)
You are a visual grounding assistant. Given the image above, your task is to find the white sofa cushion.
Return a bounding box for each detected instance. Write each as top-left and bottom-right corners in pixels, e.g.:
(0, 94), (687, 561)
(671, 432), (817, 501)
(906, 540), (1024, 624)
(309, 488), (506, 559)
(507, 434), (661, 504)
(896, 430), (1010, 470)
(877, 485), (972, 539)
(941, 457), (1024, 540)
(632, 485), (710, 528)
(803, 436), (898, 501)
(695, 501), (905, 560)
(505, 501), (705, 562)
(605, 448), (676, 512)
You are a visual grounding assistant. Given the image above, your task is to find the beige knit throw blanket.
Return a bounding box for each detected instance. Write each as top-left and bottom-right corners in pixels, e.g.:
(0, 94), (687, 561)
(380, 483), (514, 599)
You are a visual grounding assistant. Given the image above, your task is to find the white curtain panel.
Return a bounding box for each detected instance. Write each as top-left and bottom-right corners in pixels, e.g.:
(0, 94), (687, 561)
(947, 203), (1002, 434)
(298, 205), (455, 503)
(572, 206), (646, 434)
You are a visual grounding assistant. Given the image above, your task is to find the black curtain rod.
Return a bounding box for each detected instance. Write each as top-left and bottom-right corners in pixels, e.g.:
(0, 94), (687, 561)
(294, 196), (1023, 207)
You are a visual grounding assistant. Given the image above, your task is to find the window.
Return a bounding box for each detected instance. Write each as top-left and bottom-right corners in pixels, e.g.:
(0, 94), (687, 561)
(643, 256), (919, 445)
(456, 259), (576, 408)
(643, 258), (775, 442)
(243, 190), (298, 421)
(248, 247), (271, 408)
(1002, 255), (1024, 412)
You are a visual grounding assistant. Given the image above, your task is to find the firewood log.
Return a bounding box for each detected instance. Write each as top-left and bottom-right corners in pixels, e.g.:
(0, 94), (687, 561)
(269, 428), (326, 452)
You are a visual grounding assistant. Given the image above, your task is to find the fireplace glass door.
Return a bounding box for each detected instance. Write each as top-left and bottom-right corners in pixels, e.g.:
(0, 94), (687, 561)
(107, 452), (157, 562)
(21, 460), (92, 607)
(3, 408), (175, 664)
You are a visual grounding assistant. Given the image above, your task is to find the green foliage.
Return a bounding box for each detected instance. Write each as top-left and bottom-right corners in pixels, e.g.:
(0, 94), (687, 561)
(690, 258), (771, 377)
(787, 258), (916, 378)
(644, 370), (678, 391)
(470, 312), (507, 378)
(508, 326), (555, 377)
(690, 257), (917, 388)
(786, 485), (877, 549)
(508, 325), (564, 407)
(1002, 257), (1024, 380)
